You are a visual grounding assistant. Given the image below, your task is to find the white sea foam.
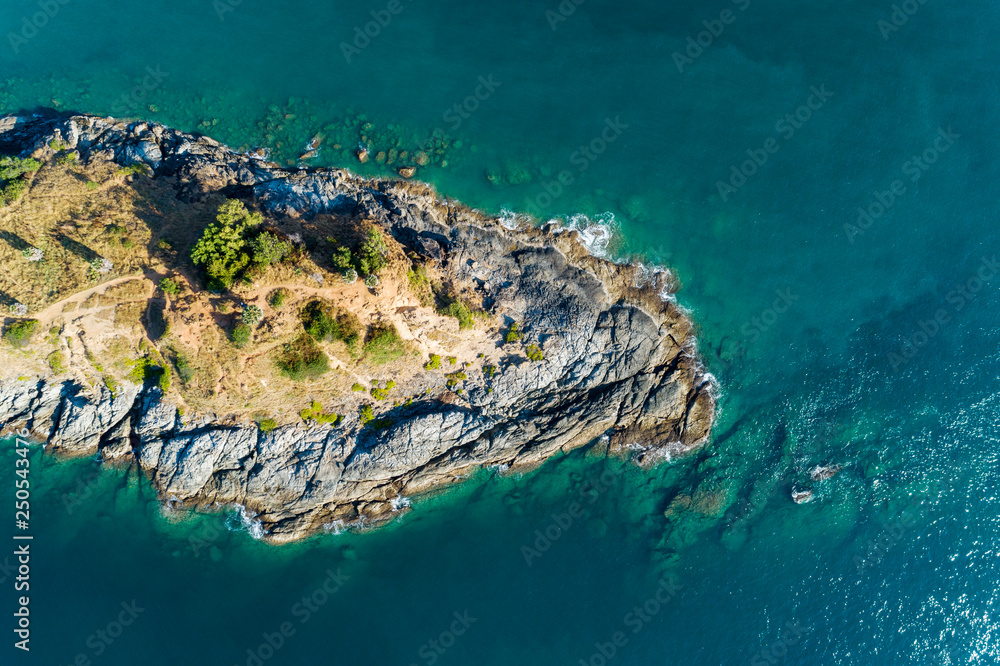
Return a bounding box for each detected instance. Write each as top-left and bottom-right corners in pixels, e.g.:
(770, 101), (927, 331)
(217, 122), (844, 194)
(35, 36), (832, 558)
(550, 212), (617, 257)
(323, 520), (347, 535)
(390, 496), (411, 511)
(227, 504), (266, 540)
(498, 208), (530, 230)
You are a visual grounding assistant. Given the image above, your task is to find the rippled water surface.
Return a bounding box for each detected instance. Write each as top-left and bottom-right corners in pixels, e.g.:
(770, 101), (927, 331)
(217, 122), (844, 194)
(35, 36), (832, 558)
(1, 0), (999, 663)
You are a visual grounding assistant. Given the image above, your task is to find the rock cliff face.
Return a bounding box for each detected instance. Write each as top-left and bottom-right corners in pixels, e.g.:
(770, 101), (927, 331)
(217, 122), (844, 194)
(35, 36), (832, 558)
(0, 113), (715, 542)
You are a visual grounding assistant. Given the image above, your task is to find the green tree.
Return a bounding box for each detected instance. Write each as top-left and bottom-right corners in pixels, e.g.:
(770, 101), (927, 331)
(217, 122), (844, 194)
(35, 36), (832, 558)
(357, 228), (389, 276)
(0, 156), (40, 181)
(230, 322), (252, 348)
(250, 232), (290, 266)
(190, 200), (262, 289)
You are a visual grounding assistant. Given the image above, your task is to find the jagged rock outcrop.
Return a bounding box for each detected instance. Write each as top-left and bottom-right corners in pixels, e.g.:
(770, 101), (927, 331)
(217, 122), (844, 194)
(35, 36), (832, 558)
(0, 113), (715, 542)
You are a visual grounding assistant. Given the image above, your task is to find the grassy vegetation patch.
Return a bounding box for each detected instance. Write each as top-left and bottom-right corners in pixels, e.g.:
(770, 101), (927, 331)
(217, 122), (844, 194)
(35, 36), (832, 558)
(299, 401), (343, 425)
(47, 350), (67, 374)
(362, 323), (406, 365)
(276, 334), (330, 381)
(3, 319), (39, 348)
(300, 300), (361, 344)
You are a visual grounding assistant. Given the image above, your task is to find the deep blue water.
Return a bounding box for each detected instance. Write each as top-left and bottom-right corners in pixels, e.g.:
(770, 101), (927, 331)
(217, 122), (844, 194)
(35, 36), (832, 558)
(1, 0), (999, 663)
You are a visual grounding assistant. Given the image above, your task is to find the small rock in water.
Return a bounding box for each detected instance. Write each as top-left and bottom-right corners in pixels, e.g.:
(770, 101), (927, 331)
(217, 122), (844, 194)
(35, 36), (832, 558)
(356, 147), (369, 164)
(810, 464), (843, 482)
(792, 487), (814, 504)
(398, 166), (416, 178)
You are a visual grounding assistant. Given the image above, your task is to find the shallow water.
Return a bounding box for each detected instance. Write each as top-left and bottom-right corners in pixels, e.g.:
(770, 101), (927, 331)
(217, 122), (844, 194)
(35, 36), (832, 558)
(1, 0), (999, 663)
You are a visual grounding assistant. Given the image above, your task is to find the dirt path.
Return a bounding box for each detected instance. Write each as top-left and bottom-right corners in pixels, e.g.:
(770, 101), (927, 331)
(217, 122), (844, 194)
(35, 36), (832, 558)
(34, 273), (152, 329)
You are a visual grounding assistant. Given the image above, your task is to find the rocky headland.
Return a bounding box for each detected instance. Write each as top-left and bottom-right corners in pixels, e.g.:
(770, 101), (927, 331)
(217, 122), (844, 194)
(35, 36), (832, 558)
(0, 113), (715, 542)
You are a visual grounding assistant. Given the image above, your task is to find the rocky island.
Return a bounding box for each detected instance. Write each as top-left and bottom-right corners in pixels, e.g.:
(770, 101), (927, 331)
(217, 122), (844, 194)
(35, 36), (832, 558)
(0, 113), (715, 542)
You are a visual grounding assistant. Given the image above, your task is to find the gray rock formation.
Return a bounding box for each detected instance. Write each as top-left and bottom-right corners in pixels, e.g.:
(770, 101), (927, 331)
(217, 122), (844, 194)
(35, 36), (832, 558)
(0, 114), (716, 542)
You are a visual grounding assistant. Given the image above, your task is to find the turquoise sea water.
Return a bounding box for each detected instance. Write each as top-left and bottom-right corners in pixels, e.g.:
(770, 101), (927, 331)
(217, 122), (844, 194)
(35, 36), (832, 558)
(2, 0), (999, 663)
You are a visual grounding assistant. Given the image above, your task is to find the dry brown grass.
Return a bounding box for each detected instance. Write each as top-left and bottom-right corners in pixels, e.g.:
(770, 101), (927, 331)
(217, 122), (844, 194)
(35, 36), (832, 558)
(0, 158), (499, 427)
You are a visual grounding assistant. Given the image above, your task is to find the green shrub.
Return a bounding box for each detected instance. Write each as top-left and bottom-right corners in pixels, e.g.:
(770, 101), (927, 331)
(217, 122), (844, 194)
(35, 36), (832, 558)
(174, 354), (195, 384)
(484, 365), (497, 378)
(359, 404), (375, 425)
(86, 180), (99, 191)
(0, 178), (27, 206)
(115, 163), (151, 178)
(300, 300), (361, 345)
(159, 277), (181, 296)
(103, 376), (120, 397)
(363, 324), (406, 365)
(299, 401), (343, 425)
(4, 319), (39, 348)
(424, 354), (441, 370)
(190, 199), (262, 289)
(230, 322), (252, 348)
(439, 300), (475, 330)
(352, 383), (366, 392)
(276, 334), (330, 381)
(526, 344), (544, 362)
(47, 351), (67, 374)
(364, 274), (379, 288)
(259, 418), (278, 433)
(250, 231), (290, 266)
(446, 370), (468, 389)
(269, 288), (289, 309)
(447, 356), (457, 365)
(127, 357), (167, 390)
(505, 322), (523, 343)
(370, 380), (396, 401)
